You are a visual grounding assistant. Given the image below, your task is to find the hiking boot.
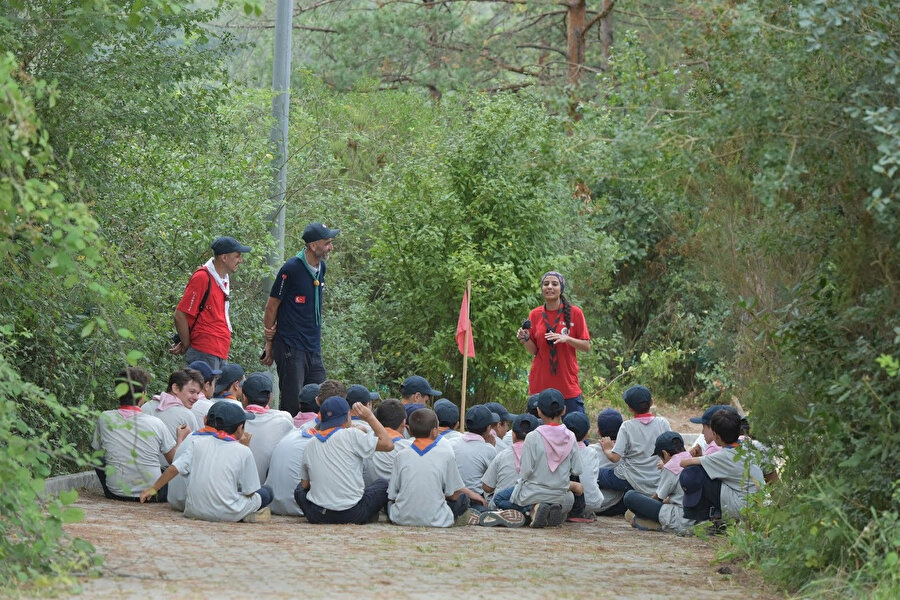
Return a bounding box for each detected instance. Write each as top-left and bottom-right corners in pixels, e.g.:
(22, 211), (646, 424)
(546, 503), (564, 527)
(530, 503), (551, 528)
(454, 508), (480, 527)
(243, 507), (271, 523)
(478, 509), (526, 528)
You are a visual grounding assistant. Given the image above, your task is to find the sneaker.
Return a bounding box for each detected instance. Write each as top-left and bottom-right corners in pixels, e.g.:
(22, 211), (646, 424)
(242, 507), (271, 523)
(454, 508), (480, 527)
(631, 516), (661, 531)
(530, 503), (551, 528)
(478, 509), (526, 528)
(546, 504), (564, 527)
(624, 509), (636, 524)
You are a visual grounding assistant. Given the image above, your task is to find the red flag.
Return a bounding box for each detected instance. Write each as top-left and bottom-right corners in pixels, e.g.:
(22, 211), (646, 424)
(456, 286), (475, 358)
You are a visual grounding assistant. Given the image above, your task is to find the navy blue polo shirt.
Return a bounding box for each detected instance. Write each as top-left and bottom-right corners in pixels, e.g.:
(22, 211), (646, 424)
(270, 257), (325, 352)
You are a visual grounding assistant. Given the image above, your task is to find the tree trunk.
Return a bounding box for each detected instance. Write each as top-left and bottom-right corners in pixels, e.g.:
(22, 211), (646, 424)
(566, 0), (586, 87)
(600, 0), (614, 69)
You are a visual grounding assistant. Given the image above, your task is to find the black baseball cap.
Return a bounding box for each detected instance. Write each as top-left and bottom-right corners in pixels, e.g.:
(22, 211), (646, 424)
(302, 222), (340, 244)
(299, 383), (320, 413)
(526, 394), (540, 416)
(563, 412), (591, 440)
(596, 408), (624, 437)
(680, 466), (705, 508)
(512, 413), (541, 436)
(400, 375), (441, 397)
(214, 364), (245, 396)
(537, 388), (565, 416)
(465, 405), (499, 431)
(690, 404), (738, 425)
(207, 400), (255, 429)
(188, 360), (222, 382)
(404, 403), (427, 420)
(484, 402), (516, 423)
(210, 236), (252, 255)
(653, 431), (684, 457)
(433, 399), (459, 427)
(319, 396), (350, 429)
(623, 385), (652, 410)
(346, 384), (379, 406)
(242, 372), (273, 405)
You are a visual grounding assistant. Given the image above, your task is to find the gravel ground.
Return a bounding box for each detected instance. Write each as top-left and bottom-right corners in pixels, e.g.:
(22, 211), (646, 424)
(63, 488), (778, 600)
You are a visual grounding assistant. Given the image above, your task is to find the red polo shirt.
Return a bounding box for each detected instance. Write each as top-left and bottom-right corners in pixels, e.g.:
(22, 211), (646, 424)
(176, 269), (230, 359)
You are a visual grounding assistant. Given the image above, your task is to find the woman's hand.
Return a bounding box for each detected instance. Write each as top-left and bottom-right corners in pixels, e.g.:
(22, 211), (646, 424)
(516, 328), (530, 343)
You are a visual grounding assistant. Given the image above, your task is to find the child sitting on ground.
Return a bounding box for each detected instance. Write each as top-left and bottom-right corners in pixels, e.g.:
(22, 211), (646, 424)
(365, 399), (412, 485)
(688, 404), (737, 456)
(452, 404), (499, 507)
(433, 399), (463, 444)
(623, 431), (697, 533)
(597, 385), (671, 496)
(140, 401), (273, 523)
(591, 408), (627, 516)
(482, 414), (541, 508)
(242, 372), (293, 481)
(563, 411), (603, 521)
(292, 383), (320, 428)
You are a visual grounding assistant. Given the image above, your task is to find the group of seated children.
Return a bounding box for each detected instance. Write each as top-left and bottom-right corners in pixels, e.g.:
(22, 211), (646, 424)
(93, 366), (768, 530)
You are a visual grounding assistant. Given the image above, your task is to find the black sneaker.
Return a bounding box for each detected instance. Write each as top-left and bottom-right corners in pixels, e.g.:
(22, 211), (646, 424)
(530, 503), (551, 528)
(547, 503), (564, 527)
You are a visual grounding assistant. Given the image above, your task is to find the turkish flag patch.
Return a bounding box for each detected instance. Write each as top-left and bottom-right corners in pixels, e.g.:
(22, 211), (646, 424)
(295, 295), (306, 304)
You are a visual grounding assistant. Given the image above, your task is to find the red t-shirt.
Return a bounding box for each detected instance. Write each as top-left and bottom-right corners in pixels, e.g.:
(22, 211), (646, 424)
(527, 304), (589, 398)
(176, 268), (230, 359)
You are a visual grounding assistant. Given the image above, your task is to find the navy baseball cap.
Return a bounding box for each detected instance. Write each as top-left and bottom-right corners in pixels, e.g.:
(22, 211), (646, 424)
(302, 222), (340, 244)
(207, 400), (255, 429)
(484, 402), (516, 423)
(188, 360), (222, 382)
(210, 236), (252, 255)
(433, 399), (459, 426)
(405, 403), (427, 420)
(680, 466), (705, 508)
(537, 388), (565, 416)
(596, 408), (624, 437)
(653, 431), (684, 457)
(526, 394), (540, 416)
(563, 412), (591, 440)
(512, 413), (542, 436)
(242, 372), (273, 405)
(623, 385), (652, 410)
(400, 375), (441, 397)
(214, 363), (245, 396)
(299, 383), (320, 413)
(346, 384), (379, 406)
(319, 396), (350, 429)
(690, 404), (738, 425)
(465, 405), (499, 431)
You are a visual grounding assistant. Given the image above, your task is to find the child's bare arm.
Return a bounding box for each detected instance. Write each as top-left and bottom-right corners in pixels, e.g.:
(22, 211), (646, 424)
(481, 482), (495, 494)
(680, 457), (702, 468)
(569, 481), (584, 495)
(459, 487), (486, 507)
(140, 465), (179, 503)
(599, 437), (621, 463)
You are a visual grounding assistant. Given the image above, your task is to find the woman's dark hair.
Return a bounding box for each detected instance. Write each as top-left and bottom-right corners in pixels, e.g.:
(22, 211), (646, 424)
(115, 367), (151, 405)
(560, 293), (573, 331)
(167, 368), (204, 393)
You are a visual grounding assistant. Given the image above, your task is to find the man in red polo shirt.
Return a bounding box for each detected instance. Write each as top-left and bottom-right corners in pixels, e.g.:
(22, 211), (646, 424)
(170, 236), (252, 369)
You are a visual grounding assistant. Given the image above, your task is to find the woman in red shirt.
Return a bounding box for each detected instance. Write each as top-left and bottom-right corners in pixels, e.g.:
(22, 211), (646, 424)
(517, 271), (591, 414)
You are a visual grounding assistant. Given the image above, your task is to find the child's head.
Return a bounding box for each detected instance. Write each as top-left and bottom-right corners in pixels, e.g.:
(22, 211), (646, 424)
(347, 384), (378, 407)
(536, 388), (565, 421)
(710, 410), (741, 445)
(653, 431), (686, 461)
(399, 375), (441, 405)
(622, 385), (652, 415)
(214, 363), (245, 398)
(433, 399), (459, 429)
(115, 367), (151, 405)
(188, 360), (221, 398)
(375, 399), (406, 431)
(317, 379), (347, 404)
(563, 412), (591, 442)
(299, 383), (320, 413)
(465, 405), (499, 435)
(207, 400), (254, 435)
(526, 394), (540, 417)
(167, 368), (204, 408)
(512, 414), (541, 441)
(408, 408), (439, 439)
(596, 408), (623, 439)
(690, 404), (737, 443)
(242, 372), (273, 407)
(484, 402), (513, 437)
(319, 396), (351, 429)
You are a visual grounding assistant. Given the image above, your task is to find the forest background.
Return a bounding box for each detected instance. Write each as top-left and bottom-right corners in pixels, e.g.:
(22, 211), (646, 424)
(0, 0), (896, 596)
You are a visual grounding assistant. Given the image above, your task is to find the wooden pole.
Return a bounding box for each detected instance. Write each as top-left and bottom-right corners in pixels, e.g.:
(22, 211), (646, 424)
(459, 279), (471, 431)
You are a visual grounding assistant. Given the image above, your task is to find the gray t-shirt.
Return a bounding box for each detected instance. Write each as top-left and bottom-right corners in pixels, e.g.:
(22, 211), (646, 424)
(452, 435), (497, 496)
(191, 397), (214, 425)
(656, 454), (696, 533)
(511, 427), (583, 507)
(436, 429), (463, 445)
(264, 429), (313, 516)
(595, 445), (625, 512)
(245, 410), (294, 482)
(700, 446), (765, 519)
(166, 434), (193, 511)
(482, 444), (522, 498)
(92, 409), (175, 497)
(365, 431), (411, 486)
(173, 432), (262, 522)
(575, 443), (605, 513)
(388, 440), (465, 527)
(612, 417), (671, 495)
(300, 427), (378, 511)
(141, 400), (200, 468)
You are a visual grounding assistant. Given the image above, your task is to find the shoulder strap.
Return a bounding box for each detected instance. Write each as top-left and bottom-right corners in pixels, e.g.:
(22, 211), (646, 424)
(188, 268), (214, 330)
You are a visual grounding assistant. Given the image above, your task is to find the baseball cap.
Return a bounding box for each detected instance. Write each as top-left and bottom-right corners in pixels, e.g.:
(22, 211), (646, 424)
(512, 413), (542, 436)
(405, 403), (427, 420)
(214, 363), (245, 396)
(302, 222), (340, 244)
(653, 431), (684, 457)
(465, 405), (499, 431)
(596, 408), (624, 437)
(319, 396), (350, 429)
(400, 375), (441, 397)
(188, 360), (222, 382)
(207, 400), (255, 430)
(484, 402), (516, 423)
(690, 404), (738, 425)
(299, 383), (320, 413)
(433, 399), (459, 427)
(242, 372), (273, 405)
(680, 466), (705, 508)
(526, 394), (540, 416)
(537, 388), (565, 416)
(210, 236), (252, 255)
(623, 385), (652, 410)
(563, 412), (591, 440)
(346, 384), (379, 406)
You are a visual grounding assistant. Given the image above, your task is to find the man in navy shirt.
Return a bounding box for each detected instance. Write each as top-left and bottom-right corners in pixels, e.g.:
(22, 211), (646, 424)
(262, 222), (339, 416)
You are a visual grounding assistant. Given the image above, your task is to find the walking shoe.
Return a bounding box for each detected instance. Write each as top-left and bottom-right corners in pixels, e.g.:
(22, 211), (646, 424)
(242, 507), (271, 523)
(624, 509), (636, 524)
(546, 503), (564, 527)
(631, 516), (661, 531)
(454, 508), (480, 527)
(478, 509), (526, 528)
(530, 503), (551, 528)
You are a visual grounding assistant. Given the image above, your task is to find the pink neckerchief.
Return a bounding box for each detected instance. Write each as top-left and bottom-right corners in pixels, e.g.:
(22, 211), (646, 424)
(245, 404), (268, 414)
(535, 423), (576, 473)
(663, 450), (694, 476)
(293, 411), (318, 428)
(117, 405), (142, 418)
(463, 432), (485, 443)
(704, 441), (722, 455)
(154, 391), (183, 412)
(633, 413), (655, 425)
(512, 440), (526, 471)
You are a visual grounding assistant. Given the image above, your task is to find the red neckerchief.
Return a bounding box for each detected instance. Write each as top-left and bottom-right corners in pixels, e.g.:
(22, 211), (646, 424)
(117, 405), (142, 418)
(118, 405), (142, 412)
(194, 426), (236, 441)
(245, 404), (268, 414)
(633, 413), (654, 419)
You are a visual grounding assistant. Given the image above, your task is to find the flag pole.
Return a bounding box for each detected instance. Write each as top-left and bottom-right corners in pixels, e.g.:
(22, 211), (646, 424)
(459, 279), (471, 431)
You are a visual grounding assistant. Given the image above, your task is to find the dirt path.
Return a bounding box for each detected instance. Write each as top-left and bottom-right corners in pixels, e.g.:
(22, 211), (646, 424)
(63, 490), (777, 600)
